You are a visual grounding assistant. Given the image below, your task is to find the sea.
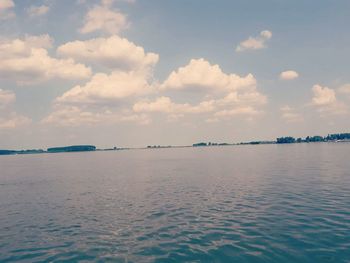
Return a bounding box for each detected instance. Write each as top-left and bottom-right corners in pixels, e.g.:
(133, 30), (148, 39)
(0, 143), (349, 262)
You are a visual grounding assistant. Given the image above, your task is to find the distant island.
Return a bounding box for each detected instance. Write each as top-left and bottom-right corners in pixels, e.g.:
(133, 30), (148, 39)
(47, 145), (96, 153)
(1, 133), (350, 156)
(0, 145), (97, 156)
(0, 149), (45, 155)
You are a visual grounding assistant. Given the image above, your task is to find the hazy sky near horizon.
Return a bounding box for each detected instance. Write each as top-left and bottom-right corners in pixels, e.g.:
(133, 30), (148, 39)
(0, 0), (350, 149)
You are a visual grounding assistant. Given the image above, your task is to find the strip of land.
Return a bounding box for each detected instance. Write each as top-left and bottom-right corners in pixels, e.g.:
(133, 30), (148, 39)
(1, 133), (350, 156)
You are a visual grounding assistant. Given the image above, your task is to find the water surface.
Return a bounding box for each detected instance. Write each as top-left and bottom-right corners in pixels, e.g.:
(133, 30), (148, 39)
(0, 144), (349, 262)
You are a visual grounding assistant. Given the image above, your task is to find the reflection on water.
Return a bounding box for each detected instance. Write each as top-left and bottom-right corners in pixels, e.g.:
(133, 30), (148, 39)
(0, 143), (350, 262)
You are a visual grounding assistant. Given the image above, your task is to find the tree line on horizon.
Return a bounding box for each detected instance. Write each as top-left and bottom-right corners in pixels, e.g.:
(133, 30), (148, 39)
(193, 133), (350, 147)
(0, 145), (96, 155)
(1, 133), (350, 156)
(277, 133), (350, 144)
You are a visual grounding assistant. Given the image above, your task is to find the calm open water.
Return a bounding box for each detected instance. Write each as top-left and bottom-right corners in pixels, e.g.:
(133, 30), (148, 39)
(0, 143), (350, 262)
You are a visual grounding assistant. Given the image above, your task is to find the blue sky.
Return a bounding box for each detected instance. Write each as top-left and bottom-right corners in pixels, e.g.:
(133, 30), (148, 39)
(0, 0), (350, 149)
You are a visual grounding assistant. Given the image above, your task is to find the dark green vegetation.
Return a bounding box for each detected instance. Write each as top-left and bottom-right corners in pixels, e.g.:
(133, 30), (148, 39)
(0, 150), (17, 155)
(193, 142), (208, 147)
(239, 141), (275, 145)
(193, 142), (231, 147)
(325, 133), (350, 141)
(47, 145), (96, 153)
(16, 149), (45, 154)
(276, 133), (350, 144)
(192, 133), (350, 147)
(0, 149), (44, 155)
(0, 145), (96, 156)
(276, 137), (296, 144)
(147, 145), (172, 149)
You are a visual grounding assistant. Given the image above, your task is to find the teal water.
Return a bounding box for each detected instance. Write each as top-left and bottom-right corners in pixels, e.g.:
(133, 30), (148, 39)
(0, 143), (349, 262)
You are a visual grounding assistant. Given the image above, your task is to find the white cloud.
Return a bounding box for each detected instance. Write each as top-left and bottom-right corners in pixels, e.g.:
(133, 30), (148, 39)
(0, 0), (14, 10)
(42, 105), (150, 126)
(280, 105), (303, 123)
(56, 70), (155, 105)
(311, 85), (336, 106)
(27, 5), (49, 17)
(77, 0), (135, 6)
(162, 58), (256, 93)
(280, 70), (299, 80)
(102, 0), (113, 6)
(0, 35), (92, 85)
(46, 56), (267, 127)
(0, 89), (31, 130)
(45, 33), (159, 127)
(0, 88), (15, 108)
(133, 92), (266, 120)
(311, 84), (348, 115)
(118, 112), (150, 125)
(236, 30), (272, 52)
(42, 106), (102, 126)
(57, 35), (159, 71)
(0, 113), (31, 129)
(133, 96), (215, 114)
(216, 91), (267, 109)
(101, 0), (135, 6)
(132, 58), (267, 121)
(214, 106), (260, 117)
(80, 1), (128, 35)
(213, 90), (268, 118)
(0, 0), (15, 19)
(338, 84), (350, 95)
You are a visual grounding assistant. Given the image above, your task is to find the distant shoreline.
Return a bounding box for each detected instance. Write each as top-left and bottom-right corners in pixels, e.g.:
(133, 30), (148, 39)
(1, 133), (349, 157)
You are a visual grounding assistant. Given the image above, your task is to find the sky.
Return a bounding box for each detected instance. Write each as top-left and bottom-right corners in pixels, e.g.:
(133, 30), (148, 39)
(0, 0), (350, 149)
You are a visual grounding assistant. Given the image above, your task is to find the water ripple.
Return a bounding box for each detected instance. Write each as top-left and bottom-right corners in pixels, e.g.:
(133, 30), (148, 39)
(0, 145), (350, 262)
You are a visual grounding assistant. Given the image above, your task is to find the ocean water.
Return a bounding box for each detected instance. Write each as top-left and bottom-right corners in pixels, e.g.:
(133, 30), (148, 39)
(0, 143), (349, 262)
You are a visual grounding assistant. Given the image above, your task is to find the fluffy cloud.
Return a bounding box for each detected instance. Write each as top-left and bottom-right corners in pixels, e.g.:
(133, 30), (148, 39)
(27, 5), (49, 17)
(236, 30), (272, 52)
(212, 92), (267, 118)
(45, 34), (159, 127)
(0, 113), (31, 129)
(134, 58), (267, 121)
(214, 107), (260, 118)
(338, 84), (350, 95)
(133, 97), (215, 114)
(217, 91), (267, 106)
(42, 105), (150, 126)
(102, 0), (135, 5)
(0, 0), (13, 9)
(56, 70), (154, 105)
(133, 93), (266, 120)
(46, 55), (266, 127)
(0, 0), (15, 19)
(162, 58), (256, 92)
(42, 106), (102, 126)
(0, 35), (92, 85)
(0, 89), (31, 130)
(57, 35), (159, 71)
(280, 106), (303, 123)
(311, 84), (347, 115)
(80, 1), (128, 35)
(280, 70), (299, 80)
(311, 85), (336, 106)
